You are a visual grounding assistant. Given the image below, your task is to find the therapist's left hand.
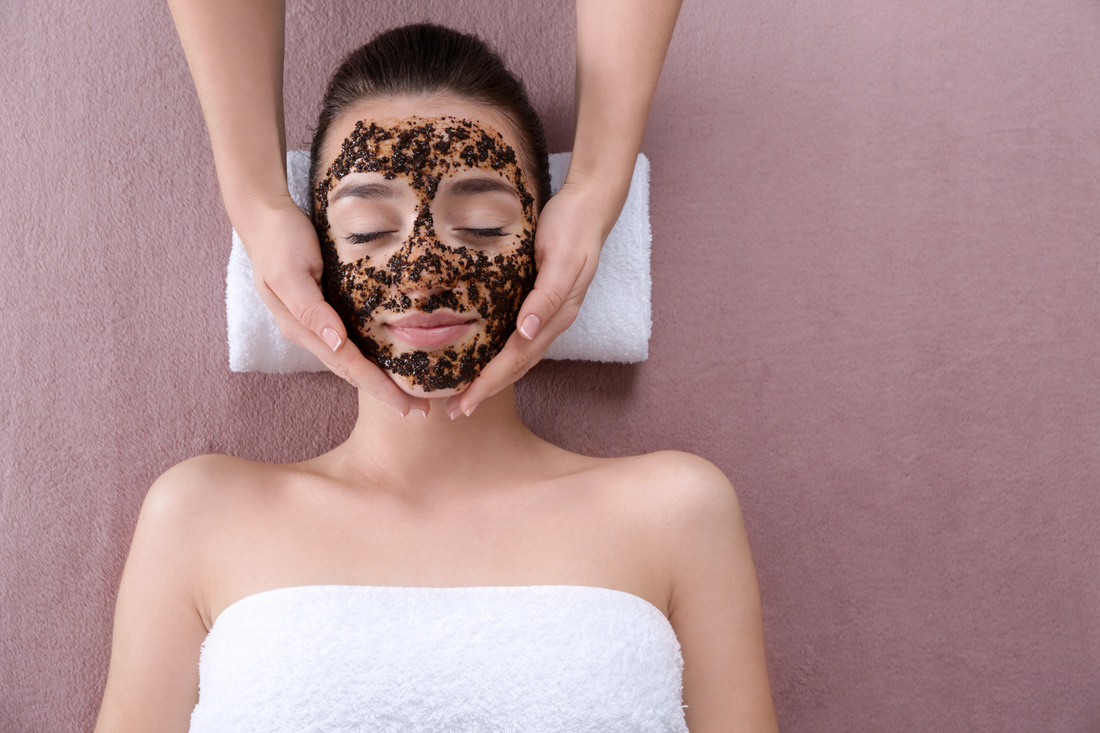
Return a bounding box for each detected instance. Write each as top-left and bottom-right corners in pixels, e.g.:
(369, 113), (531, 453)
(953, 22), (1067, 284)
(445, 180), (609, 418)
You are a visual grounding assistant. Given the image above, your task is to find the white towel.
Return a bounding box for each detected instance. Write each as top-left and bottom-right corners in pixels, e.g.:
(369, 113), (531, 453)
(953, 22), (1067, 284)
(189, 585), (687, 732)
(227, 152), (651, 372)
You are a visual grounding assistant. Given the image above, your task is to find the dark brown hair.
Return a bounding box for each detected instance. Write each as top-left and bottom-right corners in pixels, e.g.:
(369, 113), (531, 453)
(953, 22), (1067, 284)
(309, 23), (551, 212)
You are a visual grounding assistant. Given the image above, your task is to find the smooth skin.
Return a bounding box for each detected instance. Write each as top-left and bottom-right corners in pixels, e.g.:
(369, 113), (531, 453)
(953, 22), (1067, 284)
(95, 97), (778, 733)
(165, 0), (683, 419)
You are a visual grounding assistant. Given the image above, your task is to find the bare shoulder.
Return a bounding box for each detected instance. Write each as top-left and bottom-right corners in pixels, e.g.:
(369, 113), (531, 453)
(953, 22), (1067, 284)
(573, 450), (747, 608)
(619, 450), (751, 587)
(140, 453), (280, 527)
(146, 453), (268, 500)
(96, 454), (277, 731)
(598, 450), (743, 529)
(602, 449), (733, 487)
(132, 455), (287, 592)
(604, 454), (776, 731)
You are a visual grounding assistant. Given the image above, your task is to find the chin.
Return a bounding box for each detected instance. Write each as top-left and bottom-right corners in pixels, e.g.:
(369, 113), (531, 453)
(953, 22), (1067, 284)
(386, 370), (474, 400)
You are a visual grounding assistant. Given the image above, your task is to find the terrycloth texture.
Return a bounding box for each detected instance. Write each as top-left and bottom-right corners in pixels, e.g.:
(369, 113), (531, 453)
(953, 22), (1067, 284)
(188, 585), (687, 733)
(227, 151), (652, 372)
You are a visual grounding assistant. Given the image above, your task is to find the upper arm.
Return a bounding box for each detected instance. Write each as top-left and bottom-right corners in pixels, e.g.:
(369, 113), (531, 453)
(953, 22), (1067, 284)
(95, 458), (219, 733)
(657, 453), (778, 733)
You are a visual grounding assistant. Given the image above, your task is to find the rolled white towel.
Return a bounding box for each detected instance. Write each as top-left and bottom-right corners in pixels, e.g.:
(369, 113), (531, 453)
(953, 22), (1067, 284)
(227, 152), (651, 372)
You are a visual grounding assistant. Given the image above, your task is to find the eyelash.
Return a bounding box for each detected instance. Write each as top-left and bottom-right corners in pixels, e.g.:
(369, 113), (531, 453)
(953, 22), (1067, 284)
(465, 228), (507, 238)
(348, 232), (389, 244)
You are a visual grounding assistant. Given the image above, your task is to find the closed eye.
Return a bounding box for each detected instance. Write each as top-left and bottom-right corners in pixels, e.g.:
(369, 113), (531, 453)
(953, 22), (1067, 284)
(462, 228), (508, 238)
(347, 232), (394, 244)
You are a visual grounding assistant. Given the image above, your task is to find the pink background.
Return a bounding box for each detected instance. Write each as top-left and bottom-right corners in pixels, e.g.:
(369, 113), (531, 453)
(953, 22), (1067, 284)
(2, 1), (1098, 730)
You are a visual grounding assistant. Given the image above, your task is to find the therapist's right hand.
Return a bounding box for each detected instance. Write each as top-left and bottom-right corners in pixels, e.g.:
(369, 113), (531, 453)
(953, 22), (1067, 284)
(239, 198), (428, 416)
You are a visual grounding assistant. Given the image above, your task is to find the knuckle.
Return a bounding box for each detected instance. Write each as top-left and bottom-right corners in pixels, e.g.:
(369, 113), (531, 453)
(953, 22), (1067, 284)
(538, 286), (566, 313)
(253, 274), (277, 303)
(271, 310), (307, 343)
(556, 309), (579, 331)
(329, 364), (357, 389)
(507, 350), (535, 380)
(294, 302), (325, 331)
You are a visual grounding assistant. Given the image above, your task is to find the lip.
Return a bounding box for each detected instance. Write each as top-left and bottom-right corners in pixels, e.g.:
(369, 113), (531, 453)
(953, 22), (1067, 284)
(383, 311), (476, 349)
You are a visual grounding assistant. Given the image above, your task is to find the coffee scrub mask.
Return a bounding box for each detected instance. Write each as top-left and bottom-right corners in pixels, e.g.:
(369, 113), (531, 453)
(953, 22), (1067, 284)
(314, 116), (537, 393)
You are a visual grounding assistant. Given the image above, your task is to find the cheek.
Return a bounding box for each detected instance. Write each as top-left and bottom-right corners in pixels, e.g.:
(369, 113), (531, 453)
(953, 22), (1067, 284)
(329, 256), (398, 330)
(460, 204), (537, 312)
(462, 232), (536, 327)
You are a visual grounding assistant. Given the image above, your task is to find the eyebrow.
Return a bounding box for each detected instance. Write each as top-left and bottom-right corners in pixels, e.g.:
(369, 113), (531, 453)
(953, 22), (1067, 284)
(445, 177), (519, 199)
(329, 181), (401, 204)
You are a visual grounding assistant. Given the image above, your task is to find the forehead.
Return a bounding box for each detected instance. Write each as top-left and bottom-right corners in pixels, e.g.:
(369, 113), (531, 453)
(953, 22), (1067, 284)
(320, 118), (529, 214)
(320, 95), (526, 177)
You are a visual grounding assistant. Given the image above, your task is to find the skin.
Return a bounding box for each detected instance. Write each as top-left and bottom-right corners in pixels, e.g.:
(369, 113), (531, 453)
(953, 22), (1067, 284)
(315, 116), (537, 396)
(165, 0), (683, 420)
(95, 97), (779, 732)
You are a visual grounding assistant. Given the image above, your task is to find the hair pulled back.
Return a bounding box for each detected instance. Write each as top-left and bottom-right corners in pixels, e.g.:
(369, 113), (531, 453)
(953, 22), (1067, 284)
(309, 23), (551, 212)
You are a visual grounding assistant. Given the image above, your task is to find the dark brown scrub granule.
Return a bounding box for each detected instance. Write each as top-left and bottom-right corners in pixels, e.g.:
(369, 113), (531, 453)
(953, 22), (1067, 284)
(314, 117), (536, 392)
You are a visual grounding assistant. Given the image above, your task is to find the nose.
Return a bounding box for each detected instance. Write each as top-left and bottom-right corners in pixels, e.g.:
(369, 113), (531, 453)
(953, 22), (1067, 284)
(389, 232), (461, 296)
(403, 283), (449, 302)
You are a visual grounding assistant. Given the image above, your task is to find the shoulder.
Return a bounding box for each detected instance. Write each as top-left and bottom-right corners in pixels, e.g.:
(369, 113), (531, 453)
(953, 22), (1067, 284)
(594, 450), (746, 585)
(148, 452), (268, 494)
(96, 456), (266, 727)
(141, 453), (278, 520)
(560, 451), (776, 728)
(131, 455), (293, 625)
(613, 451), (751, 597)
(134, 454), (287, 562)
(618, 455), (774, 729)
(604, 450), (742, 526)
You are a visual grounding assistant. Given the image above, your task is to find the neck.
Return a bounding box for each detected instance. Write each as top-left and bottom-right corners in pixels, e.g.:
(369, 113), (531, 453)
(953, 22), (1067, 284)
(328, 384), (544, 493)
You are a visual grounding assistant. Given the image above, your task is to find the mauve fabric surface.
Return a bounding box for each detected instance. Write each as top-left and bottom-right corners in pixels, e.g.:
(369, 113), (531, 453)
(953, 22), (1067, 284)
(1, 1), (1098, 731)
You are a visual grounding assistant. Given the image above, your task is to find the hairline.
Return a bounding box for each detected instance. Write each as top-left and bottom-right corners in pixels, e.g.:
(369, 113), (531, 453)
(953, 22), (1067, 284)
(316, 100), (545, 211)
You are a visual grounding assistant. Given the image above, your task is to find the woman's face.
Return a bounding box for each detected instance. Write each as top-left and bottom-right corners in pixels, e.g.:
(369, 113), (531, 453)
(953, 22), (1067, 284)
(314, 97), (537, 398)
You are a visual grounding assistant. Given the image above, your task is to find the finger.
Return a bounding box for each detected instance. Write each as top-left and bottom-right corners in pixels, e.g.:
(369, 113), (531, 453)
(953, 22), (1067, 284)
(260, 266), (349, 350)
(406, 395), (432, 417)
(263, 296), (416, 416)
(449, 322), (558, 416)
(514, 251), (592, 341)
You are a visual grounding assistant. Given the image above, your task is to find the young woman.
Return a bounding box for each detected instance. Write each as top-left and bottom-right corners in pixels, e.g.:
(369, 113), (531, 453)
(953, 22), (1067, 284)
(96, 25), (777, 733)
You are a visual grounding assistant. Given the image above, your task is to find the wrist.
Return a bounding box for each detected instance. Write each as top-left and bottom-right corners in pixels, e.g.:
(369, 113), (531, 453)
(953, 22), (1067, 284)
(563, 124), (639, 214)
(558, 163), (631, 231)
(213, 140), (292, 228)
(225, 188), (300, 233)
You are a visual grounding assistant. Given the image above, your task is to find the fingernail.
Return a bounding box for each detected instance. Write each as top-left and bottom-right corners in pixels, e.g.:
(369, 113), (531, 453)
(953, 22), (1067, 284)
(518, 315), (540, 340)
(322, 327), (342, 352)
(390, 404), (407, 417)
(449, 408), (461, 421)
(411, 408), (428, 418)
(463, 403), (479, 418)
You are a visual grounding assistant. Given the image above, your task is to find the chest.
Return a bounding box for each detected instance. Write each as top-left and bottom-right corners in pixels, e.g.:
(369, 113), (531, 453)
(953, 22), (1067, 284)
(203, 479), (667, 624)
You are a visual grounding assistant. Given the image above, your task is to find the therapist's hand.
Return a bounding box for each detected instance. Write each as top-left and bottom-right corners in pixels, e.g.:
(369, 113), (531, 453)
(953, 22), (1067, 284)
(241, 198), (429, 416)
(446, 180), (608, 418)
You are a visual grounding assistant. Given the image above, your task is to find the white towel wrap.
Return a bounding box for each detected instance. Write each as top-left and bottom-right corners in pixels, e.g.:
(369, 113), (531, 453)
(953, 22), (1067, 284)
(189, 585), (687, 732)
(227, 152), (652, 372)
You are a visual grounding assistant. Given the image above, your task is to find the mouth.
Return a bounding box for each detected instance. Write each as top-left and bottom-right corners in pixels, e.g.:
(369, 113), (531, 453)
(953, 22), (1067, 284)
(383, 311), (477, 350)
